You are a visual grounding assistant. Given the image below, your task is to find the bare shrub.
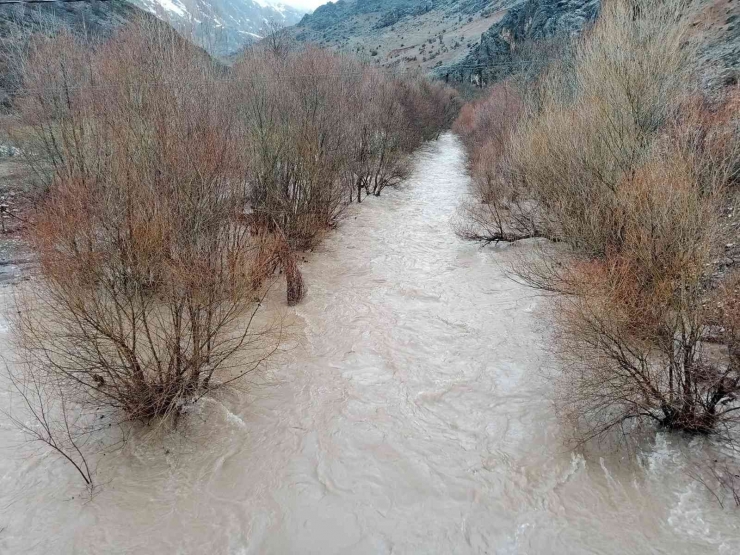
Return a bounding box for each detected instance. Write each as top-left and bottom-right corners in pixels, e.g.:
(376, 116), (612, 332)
(231, 47), (458, 245)
(260, 19), (294, 59)
(344, 69), (399, 202)
(4, 366), (95, 487)
(704, 458), (740, 508)
(345, 69), (417, 201)
(232, 46), (359, 250)
(515, 0), (740, 442)
(246, 230), (304, 306)
(452, 81), (531, 242)
(550, 149), (730, 439)
(11, 21), (273, 430)
(506, 0), (694, 251)
(687, 431), (740, 508)
(459, 0), (740, 445)
(454, 82), (522, 158)
(456, 0), (696, 251)
(395, 74), (460, 143)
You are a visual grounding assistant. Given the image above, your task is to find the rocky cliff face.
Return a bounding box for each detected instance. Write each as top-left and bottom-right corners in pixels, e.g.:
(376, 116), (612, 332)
(290, 0), (604, 75)
(445, 0), (599, 81)
(0, 0), (146, 38)
(692, 0), (740, 89)
(294, 0), (739, 90)
(446, 0), (740, 88)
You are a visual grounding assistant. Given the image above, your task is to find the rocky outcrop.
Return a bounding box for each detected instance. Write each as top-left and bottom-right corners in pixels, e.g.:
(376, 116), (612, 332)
(292, 0), (602, 75)
(291, 0), (739, 85)
(292, 0), (513, 72)
(445, 0), (600, 82)
(297, 0), (353, 31)
(374, 2), (434, 29)
(298, 0), (434, 32)
(0, 0), (146, 38)
(694, 2), (740, 90)
(0, 1), (155, 105)
(444, 0), (740, 90)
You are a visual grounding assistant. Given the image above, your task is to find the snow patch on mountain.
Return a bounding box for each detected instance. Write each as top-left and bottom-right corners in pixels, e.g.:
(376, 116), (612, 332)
(152, 0), (186, 17)
(128, 0), (306, 55)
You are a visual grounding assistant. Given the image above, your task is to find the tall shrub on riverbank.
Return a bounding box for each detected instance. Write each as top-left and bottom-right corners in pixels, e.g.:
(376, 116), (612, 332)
(12, 22), (273, 423)
(232, 46), (459, 252)
(455, 0), (740, 443)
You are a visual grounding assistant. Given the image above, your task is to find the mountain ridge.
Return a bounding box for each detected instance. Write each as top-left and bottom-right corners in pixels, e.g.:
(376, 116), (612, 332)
(289, 0), (740, 88)
(129, 0), (306, 55)
(291, 1), (509, 74)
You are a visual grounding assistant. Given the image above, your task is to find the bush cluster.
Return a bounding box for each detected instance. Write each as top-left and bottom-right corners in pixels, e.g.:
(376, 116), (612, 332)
(7, 19), (458, 433)
(455, 0), (740, 442)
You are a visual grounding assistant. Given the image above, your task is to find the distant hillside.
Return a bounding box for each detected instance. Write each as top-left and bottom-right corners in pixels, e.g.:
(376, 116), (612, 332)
(450, 0), (740, 88)
(447, 0), (599, 82)
(0, 0), (145, 38)
(291, 0), (740, 87)
(292, 0), (509, 74)
(130, 0), (306, 55)
(0, 0), (157, 105)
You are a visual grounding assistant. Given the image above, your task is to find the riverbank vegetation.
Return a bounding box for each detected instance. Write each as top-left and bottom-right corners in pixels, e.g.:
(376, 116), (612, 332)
(2, 18), (458, 487)
(455, 0), (740, 501)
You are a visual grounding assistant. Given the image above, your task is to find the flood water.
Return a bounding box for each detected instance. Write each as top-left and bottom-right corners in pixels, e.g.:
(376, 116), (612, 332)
(0, 133), (739, 554)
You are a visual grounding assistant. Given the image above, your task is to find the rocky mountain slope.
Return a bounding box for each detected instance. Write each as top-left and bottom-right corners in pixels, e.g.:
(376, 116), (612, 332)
(692, 0), (740, 88)
(0, 0), (297, 57)
(131, 0), (306, 55)
(449, 0), (740, 86)
(447, 0), (599, 81)
(0, 0), (159, 105)
(0, 0), (145, 37)
(291, 0), (511, 73)
(292, 0), (740, 87)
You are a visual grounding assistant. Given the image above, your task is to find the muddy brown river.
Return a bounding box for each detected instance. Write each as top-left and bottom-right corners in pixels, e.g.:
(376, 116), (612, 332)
(0, 134), (738, 554)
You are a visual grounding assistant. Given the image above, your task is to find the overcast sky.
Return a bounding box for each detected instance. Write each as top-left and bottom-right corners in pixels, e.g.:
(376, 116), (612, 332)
(280, 0), (327, 12)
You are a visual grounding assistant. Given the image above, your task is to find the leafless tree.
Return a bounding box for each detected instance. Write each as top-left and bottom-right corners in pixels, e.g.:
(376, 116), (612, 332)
(260, 19), (293, 60)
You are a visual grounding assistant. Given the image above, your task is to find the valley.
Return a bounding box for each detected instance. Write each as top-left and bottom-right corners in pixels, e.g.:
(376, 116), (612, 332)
(0, 2), (739, 554)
